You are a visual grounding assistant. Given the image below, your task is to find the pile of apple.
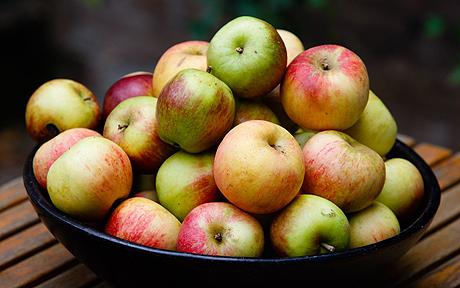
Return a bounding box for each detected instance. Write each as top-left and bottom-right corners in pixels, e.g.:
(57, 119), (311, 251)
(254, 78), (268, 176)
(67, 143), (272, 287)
(25, 16), (425, 258)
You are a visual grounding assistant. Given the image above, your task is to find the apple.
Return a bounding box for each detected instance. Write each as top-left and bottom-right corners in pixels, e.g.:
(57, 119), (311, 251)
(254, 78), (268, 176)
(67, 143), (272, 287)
(348, 201), (400, 248)
(271, 194), (350, 256)
(294, 128), (316, 149)
(376, 158), (424, 220)
(156, 68), (235, 153)
(134, 190), (159, 202)
(277, 29), (304, 65)
(102, 71), (153, 119)
(263, 29), (304, 103)
(233, 99), (280, 126)
(207, 16), (287, 99)
(25, 79), (101, 142)
(105, 197), (180, 250)
(302, 131), (385, 213)
(344, 90), (398, 156)
(103, 96), (175, 173)
(281, 44), (369, 131)
(33, 128), (101, 189)
(214, 120), (304, 214)
(156, 151), (220, 221)
(47, 136), (132, 221)
(177, 202), (264, 257)
(152, 41), (208, 98)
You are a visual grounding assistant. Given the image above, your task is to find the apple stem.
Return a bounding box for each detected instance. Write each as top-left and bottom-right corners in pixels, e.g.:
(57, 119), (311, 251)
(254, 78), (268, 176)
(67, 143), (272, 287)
(214, 232), (223, 243)
(320, 58), (330, 71)
(321, 242), (336, 253)
(117, 124), (128, 131)
(206, 66), (212, 73)
(235, 47), (244, 54)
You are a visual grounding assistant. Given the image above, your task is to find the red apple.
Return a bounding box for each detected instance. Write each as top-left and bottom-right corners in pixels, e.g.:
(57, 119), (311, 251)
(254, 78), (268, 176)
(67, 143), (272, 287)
(152, 41), (208, 98)
(47, 137), (132, 221)
(281, 45), (369, 130)
(103, 96), (175, 173)
(214, 120), (304, 214)
(33, 128), (101, 189)
(302, 131), (385, 213)
(177, 202), (264, 257)
(105, 197), (181, 250)
(102, 71), (153, 119)
(25, 79), (101, 142)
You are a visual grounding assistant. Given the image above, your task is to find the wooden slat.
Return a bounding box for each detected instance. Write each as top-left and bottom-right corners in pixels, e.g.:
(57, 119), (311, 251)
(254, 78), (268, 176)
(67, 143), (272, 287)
(425, 184), (460, 235)
(35, 263), (99, 288)
(407, 253), (460, 288)
(414, 143), (452, 166)
(0, 223), (56, 270)
(0, 244), (76, 288)
(0, 200), (39, 240)
(433, 153), (460, 190)
(382, 218), (460, 286)
(398, 134), (416, 147)
(0, 178), (27, 212)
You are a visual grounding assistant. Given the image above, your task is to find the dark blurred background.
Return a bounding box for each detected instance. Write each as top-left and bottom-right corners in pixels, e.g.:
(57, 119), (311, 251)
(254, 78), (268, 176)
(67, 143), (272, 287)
(1, 0), (460, 183)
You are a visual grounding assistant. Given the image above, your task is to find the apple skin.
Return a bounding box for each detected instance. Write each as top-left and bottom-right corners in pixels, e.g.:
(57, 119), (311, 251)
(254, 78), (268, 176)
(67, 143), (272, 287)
(47, 136), (132, 221)
(376, 158), (424, 221)
(156, 151), (220, 221)
(33, 128), (101, 189)
(233, 99), (280, 126)
(344, 90), (397, 156)
(264, 29), (305, 103)
(207, 16), (287, 99)
(302, 131), (385, 213)
(105, 197), (180, 251)
(177, 202), (264, 257)
(271, 194), (350, 257)
(134, 190), (159, 202)
(25, 79), (101, 142)
(348, 201), (400, 248)
(156, 68), (235, 153)
(277, 29), (304, 65)
(294, 129), (317, 149)
(281, 45), (369, 131)
(103, 96), (175, 173)
(102, 72), (153, 119)
(152, 41), (208, 98)
(214, 120), (304, 214)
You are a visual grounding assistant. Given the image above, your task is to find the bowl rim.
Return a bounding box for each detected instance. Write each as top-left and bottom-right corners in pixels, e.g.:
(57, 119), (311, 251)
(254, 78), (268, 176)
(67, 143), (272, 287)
(23, 139), (441, 264)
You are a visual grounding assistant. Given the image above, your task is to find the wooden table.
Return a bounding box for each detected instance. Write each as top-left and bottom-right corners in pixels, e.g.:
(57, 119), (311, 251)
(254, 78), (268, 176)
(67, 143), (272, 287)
(0, 136), (459, 288)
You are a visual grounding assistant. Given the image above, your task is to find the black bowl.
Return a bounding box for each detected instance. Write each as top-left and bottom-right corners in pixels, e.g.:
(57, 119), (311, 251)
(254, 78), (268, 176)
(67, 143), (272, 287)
(23, 140), (440, 287)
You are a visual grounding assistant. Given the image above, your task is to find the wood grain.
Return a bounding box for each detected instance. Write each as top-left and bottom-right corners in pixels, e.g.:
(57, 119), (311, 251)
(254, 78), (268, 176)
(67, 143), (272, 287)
(0, 178), (27, 212)
(0, 223), (56, 270)
(0, 244), (76, 288)
(35, 263), (99, 288)
(424, 184), (460, 236)
(433, 153), (460, 190)
(382, 218), (460, 286)
(414, 143), (452, 166)
(0, 200), (39, 240)
(407, 253), (460, 288)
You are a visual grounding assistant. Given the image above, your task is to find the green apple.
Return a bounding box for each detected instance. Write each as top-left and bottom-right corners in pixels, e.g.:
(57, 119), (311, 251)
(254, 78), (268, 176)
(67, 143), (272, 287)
(25, 79), (101, 142)
(156, 151), (220, 221)
(47, 137), (132, 221)
(233, 99), (280, 126)
(103, 96), (175, 173)
(271, 194), (350, 256)
(207, 16), (287, 98)
(348, 201), (400, 248)
(156, 68), (235, 153)
(376, 158), (424, 220)
(294, 128), (316, 148)
(344, 90), (397, 156)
